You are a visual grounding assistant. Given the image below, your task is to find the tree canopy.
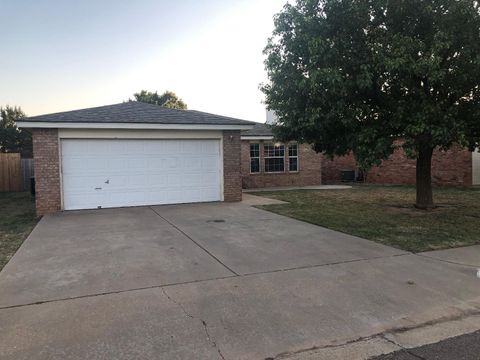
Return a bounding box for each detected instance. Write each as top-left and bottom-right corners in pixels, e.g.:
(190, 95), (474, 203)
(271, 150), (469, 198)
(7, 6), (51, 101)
(133, 90), (187, 109)
(0, 106), (32, 158)
(262, 0), (480, 208)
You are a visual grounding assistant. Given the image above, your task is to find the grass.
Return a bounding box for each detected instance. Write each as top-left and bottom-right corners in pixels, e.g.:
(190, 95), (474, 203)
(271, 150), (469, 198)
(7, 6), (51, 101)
(0, 192), (38, 271)
(255, 185), (480, 253)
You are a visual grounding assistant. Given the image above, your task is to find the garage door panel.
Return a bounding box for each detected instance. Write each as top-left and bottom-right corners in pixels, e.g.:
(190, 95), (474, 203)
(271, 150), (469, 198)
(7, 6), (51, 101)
(62, 157), (108, 175)
(146, 174), (168, 186)
(203, 141), (220, 154)
(202, 156), (220, 170)
(107, 190), (146, 206)
(66, 192), (106, 210)
(61, 139), (222, 210)
(63, 175), (108, 191)
(184, 157), (202, 170)
(107, 158), (128, 171)
(146, 157), (166, 169)
(144, 141), (164, 154)
(126, 157), (148, 169)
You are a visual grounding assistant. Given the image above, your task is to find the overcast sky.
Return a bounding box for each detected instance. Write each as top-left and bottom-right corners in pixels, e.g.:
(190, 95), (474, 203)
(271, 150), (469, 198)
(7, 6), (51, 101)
(0, 0), (286, 122)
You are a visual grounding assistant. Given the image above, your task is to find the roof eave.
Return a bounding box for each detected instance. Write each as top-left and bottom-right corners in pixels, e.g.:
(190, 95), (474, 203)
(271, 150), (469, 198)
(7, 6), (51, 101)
(16, 121), (254, 131)
(240, 135), (274, 140)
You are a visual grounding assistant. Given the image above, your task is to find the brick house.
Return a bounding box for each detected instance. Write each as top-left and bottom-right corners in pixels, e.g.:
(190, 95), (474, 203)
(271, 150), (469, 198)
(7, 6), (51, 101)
(322, 146), (478, 186)
(241, 123), (323, 189)
(17, 102), (254, 216)
(241, 123), (479, 188)
(18, 102), (479, 216)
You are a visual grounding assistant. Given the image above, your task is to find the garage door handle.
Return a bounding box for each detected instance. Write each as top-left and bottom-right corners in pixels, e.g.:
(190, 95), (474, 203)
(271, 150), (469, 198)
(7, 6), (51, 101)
(95, 187), (102, 190)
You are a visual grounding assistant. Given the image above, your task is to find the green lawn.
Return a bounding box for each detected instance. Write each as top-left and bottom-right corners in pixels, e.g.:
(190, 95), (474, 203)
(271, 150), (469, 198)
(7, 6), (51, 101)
(255, 185), (480, 253)
(0, 192), (38, 271)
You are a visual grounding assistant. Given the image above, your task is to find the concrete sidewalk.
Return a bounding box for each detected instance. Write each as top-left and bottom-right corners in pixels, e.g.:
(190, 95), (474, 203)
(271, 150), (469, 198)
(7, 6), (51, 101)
(243, 184), (352, 192)
(241, 193), (288, 206)
(420, 245), (480, 268)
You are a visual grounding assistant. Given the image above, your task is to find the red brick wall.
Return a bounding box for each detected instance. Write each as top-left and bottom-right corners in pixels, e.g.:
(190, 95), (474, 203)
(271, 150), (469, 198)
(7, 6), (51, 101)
(223, 131), (242, 201)
(241, 141), (322, 189)
(322, 153), (357, 185)
(322, 146), (473, 186)
(32, 129), (61, 216)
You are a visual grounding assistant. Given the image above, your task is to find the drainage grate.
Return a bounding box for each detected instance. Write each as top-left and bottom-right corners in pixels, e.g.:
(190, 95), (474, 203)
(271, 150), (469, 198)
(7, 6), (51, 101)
(206, 219), (225, 223)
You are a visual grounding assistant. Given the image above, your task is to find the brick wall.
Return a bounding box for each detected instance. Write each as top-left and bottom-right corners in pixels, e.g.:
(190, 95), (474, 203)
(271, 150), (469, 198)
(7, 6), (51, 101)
(32, 129), (61, 216)
(322, 146), (473, 186)
(241, 141), (322, 189)
(223, 130), (242, 201)
(322, 153), (357, 185)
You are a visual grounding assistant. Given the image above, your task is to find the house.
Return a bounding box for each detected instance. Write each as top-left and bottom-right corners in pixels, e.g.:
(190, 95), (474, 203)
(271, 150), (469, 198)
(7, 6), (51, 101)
(17, 102), (255, 215)
(323, 145), (479, 186)
(241, 123), (323, 188)
(241, 122), (479, 188)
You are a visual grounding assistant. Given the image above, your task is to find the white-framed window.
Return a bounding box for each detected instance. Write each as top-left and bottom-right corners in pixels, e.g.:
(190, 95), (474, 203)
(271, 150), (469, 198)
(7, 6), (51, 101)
(250, 143), (260, 173)
(288, 143), (298, 172)
(264, 143), (285, 172)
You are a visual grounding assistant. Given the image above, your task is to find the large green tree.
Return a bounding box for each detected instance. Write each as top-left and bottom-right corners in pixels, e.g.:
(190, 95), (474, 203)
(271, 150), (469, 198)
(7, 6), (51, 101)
(0, 106), (32, 158)
(262, 0), (480, 209)
(133, 90), (187, 109)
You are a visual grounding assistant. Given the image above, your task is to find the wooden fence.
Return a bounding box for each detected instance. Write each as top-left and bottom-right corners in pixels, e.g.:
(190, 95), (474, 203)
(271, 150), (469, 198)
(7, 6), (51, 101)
(0, 153), (22, 192)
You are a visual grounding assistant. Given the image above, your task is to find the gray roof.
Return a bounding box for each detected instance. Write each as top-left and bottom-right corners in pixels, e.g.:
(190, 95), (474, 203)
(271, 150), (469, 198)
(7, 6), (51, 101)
(241, 122), (273, 137)
(23, 101), (255, 126)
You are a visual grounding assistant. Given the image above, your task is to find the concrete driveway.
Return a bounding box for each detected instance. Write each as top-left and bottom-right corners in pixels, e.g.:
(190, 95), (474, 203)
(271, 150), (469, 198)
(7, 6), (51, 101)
(0, 202), (479, 359)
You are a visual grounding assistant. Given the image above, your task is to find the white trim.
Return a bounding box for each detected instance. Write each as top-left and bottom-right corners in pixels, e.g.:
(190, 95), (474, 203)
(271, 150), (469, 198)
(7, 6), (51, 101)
(58, 129), (223, 139)
(17, 121), (253, 131)
(288, 143), (299, 172)
(249, 143), (261, 174)
(219, 137), (225, 201)
(241, 135), (273, 140)
(58, 132), (64, 210)
(264, 143), (286, 173)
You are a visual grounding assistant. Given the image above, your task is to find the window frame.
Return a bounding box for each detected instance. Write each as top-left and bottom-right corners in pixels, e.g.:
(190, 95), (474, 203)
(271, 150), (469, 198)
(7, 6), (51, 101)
(288, 143), (299, 172)
(263, 143), (285, 173)
(249, 143), (260, 174)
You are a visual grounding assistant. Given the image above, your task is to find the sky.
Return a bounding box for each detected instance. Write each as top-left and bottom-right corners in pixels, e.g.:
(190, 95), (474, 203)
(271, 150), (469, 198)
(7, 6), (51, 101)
(0, 0), (287, 122)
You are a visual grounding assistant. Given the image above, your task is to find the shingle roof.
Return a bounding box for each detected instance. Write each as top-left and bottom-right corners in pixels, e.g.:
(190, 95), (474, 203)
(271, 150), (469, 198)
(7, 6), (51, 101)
(241, 122), (273, 137)
(23, 101), (255, 126)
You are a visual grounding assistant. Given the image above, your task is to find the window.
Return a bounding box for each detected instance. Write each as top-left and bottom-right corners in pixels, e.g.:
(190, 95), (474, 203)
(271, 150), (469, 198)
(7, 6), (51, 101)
(264, 143), (285, 172)
(250, 143), (260, 173)
(288, 143), (298, 172)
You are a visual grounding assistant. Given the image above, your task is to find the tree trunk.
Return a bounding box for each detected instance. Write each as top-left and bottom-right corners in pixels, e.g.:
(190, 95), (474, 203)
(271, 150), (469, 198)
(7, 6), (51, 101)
(415, 147), (434, 209)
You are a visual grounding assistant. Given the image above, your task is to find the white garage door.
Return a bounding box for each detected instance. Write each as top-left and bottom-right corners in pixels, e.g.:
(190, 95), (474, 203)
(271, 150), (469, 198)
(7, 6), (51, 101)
(61, 139), (222, 210)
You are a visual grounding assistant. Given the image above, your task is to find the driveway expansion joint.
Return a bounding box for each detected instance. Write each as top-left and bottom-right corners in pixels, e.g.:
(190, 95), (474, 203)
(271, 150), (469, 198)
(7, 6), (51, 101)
(161, 287), (226, 360)
(0, 273), (237, 311)
(241, 253), (411, 278)
(0, 253), (413, 311)
(149, 206), (239, 276)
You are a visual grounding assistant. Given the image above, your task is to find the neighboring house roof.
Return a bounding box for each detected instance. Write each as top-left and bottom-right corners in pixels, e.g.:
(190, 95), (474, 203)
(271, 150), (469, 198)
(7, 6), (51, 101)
(241, 122), (274, 139)
(17, 101), (255, 130)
